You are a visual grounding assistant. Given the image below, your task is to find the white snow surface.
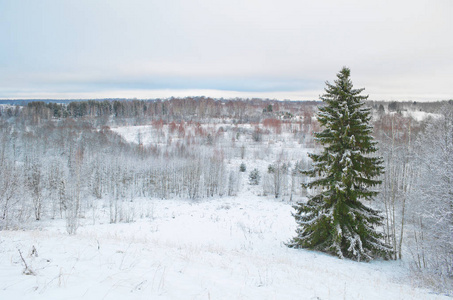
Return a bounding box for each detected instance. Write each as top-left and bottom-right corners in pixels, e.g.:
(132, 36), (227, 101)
(1, 121), (447, 299)
(0, 194), (447, 300)
(401, 111), (441, 122)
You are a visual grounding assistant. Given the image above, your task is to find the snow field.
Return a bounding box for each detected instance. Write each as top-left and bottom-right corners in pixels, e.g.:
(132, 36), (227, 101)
(0, 195), (447, 299)
(1, 113), (449, 299)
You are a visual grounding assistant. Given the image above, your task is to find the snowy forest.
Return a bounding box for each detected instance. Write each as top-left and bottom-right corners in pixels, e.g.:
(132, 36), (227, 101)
(0, 97), (452, 298)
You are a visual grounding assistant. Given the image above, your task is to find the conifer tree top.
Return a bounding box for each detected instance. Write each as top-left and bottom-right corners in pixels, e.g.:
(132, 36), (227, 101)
(321, 67), (367, 104)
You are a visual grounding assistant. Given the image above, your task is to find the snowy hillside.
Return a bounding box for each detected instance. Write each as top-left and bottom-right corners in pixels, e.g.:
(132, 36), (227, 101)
(1, 99), (452, 299)
(0, 194), (446, 300)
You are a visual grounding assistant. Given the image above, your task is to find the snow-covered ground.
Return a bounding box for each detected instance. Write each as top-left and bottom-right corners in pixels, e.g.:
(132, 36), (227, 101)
(1, 116), (449, 299)
(402, 110), (441, 122)
(0, 194), (448, 299)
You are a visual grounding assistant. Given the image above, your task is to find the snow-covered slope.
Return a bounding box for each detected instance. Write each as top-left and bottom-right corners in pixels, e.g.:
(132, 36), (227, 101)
(0, 194), (446, 299)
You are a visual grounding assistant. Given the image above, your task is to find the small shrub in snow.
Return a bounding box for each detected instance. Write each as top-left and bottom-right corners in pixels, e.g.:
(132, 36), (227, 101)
(267, 164), (275, 173)
(249, 169), (260, 185)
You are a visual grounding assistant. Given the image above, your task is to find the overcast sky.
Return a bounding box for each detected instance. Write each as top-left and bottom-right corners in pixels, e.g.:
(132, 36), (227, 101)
(0, 0), (452, 101)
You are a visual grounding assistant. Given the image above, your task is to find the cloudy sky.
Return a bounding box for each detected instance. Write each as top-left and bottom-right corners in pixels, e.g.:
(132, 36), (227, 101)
(0, 0), (452, 101)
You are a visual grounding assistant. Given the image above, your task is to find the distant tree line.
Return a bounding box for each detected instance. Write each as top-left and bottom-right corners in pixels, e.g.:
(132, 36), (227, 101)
(4, 97), (320, 125)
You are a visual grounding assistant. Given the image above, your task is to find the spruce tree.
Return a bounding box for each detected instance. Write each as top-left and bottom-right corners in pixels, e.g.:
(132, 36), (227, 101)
(288, 67), (392, 261)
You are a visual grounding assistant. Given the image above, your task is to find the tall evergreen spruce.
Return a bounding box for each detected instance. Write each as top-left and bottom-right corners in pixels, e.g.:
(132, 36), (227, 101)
(288, 67), (392, 261)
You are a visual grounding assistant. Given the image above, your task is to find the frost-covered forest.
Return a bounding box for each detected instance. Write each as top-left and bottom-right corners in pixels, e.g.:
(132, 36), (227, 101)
(0, 98), (452, 298)
(0, 99), (319, 223)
